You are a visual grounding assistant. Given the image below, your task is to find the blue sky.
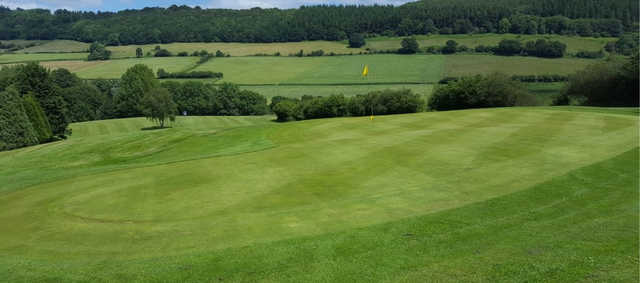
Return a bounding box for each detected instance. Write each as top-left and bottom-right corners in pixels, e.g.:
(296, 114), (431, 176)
(0, 0), (412, 11)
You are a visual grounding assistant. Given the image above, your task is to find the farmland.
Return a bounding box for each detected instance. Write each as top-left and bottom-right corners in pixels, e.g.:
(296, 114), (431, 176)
(0, 107), (637, 281)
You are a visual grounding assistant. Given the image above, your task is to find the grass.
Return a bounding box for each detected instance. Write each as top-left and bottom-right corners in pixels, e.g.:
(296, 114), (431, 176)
(0, 52), (89, 64)
(107, 41), (366, 59)
(66, 57), (199, 79)
(0, 107), (637, 281)
(193, 55), (444, 84)
(444, 55), (595, 77)
(18, 40), (90, 53)
(366, 33), (617, 54)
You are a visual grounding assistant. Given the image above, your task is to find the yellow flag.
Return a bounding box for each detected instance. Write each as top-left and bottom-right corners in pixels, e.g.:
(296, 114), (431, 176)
(362, 65), (369, 77)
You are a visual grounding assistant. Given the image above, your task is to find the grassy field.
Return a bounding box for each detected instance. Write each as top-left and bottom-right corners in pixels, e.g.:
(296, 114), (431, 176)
(0, 107), (637, 281)
(18, 40), (90, 53)
(67, 57), (198, 79)
(0, 52), (89, 64)
(193, 55), (444, 84)
(444, 55), (594, 77)
(107, 41), (366, 59)
(366, 33), (616, 54)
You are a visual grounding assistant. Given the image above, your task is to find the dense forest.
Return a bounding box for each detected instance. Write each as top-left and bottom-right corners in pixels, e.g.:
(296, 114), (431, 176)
(0, 0), (636, 44)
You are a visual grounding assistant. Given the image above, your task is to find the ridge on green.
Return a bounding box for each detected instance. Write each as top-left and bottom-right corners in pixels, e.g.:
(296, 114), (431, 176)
(0, 107), (637, 281)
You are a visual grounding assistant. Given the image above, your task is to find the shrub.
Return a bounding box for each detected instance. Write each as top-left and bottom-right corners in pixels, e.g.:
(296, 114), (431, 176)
(154, 49), (172, 57)
(177, 51), (189, 57)
(441, 40), (458, 54)
(564, 54), (639, 107)
(494, 39), (522, 56)
(348, 33), (366, 48)
(87, 42), (111, 61)
(428, 73), (532, 111)
(309, 50), (324, 56)
(399, 37), (419, 54)
(576, 50), (605, 59)
(157, 69), (223, 79)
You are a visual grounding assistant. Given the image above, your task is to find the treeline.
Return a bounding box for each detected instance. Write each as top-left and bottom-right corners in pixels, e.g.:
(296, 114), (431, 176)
(271, 90), (424, 122)
(0, 0), (636, 44)
(0, 63), (268, 151)
(440, 74), (569, 84)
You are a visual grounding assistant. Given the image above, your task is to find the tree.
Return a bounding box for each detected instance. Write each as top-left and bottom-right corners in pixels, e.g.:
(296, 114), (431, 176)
(348, 33), (365, 48)
(498, 18), (511, 34)
(428, 73), (530, 111)
(13, 63), (69, 137)
(140, 87), (177, 128)
(21, 94), (52, 142)
(442, 40), (458, 54)
(88, 42), (111, 61)
(118, 64), (158, 117)
(399, 37), (419, 54)
(136, 47), (143, 58)
(273, 100), (302, 122)
(51, 68), (80, 88)
(0, 88), (39, 151)
(454, 19), (474, 34)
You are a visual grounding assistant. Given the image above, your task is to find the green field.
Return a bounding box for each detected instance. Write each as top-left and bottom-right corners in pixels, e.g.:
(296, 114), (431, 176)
(67, 57), (199, 79)
(366, 34), (616, 54)
(0, 52), (89, 64)
(444, 55), (594, 77)
(0, 107), (637, 281)
(194, 55), (445, 84)
(18, 40), (90, 53)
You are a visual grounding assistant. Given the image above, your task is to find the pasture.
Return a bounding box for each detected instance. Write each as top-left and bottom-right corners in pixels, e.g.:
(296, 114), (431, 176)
(0, 52), (88, 64)
(0, 107), (637, 281)
(444, 55), (595, 77)
(366, 33), (616, 54)
(242, 84), (434, 99)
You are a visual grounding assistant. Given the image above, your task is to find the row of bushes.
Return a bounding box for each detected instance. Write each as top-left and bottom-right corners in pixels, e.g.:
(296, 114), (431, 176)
(161, 81), (268, 116)
(148, 47), (230, 58)
(439, 74), (568, 84)
(271, 89), (424, 122)
(156, 69), (223, 79)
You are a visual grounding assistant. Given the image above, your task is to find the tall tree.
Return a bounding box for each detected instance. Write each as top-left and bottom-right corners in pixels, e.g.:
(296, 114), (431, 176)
(0, 88), (39, 151)
(140, 87), (177, 128)
(117, 64), (158, 117)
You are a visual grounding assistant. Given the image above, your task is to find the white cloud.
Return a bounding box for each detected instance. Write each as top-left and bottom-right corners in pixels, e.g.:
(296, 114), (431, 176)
(0, 1), (40, 9)
(0, 0), (102, 10)
(207, 0), (411, 9)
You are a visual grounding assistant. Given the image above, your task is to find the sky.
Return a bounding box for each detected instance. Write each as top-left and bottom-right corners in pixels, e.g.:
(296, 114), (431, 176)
(0, 0), (413, 11)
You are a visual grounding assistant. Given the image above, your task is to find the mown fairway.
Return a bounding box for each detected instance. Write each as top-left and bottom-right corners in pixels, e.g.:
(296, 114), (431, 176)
(0, 107), (637, 281)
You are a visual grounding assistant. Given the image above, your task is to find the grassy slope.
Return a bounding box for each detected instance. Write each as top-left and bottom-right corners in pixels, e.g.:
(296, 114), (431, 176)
(18, 40), (89, 53)
(0, 107), (637, 281)
(366, 34), (616, 54)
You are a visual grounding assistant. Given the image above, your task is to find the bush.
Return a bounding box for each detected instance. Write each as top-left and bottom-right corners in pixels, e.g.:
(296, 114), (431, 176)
(441, 40), (458, 54)
(0, 88), (39, 151)
(428, 73), (532, 111)
(272, 89), (424, 122)
(157, 69), (223, 79)
(154, 49), (172, 57)
(399, 37), (419, 54)
(87, 42), (111, 61)
(177, 51), (189, 57)
(348, 33), (366, 48)
(564, 54), (639, 107)
(494, 39), (522, 56)
(309, 50), (324, 56)
(575, 50), (605, 59)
